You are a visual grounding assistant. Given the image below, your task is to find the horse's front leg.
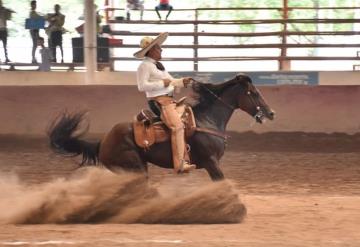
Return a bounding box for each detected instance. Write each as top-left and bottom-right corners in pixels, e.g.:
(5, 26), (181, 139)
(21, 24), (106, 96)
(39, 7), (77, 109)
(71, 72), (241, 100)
(202, 156), (225, 181)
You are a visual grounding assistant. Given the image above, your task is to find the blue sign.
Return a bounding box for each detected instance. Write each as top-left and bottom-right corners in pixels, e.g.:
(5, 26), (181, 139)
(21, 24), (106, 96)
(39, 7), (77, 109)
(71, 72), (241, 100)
(247, 72), (318, 85)
(25, 17), (46, 29)
(172, 71), (319, 85)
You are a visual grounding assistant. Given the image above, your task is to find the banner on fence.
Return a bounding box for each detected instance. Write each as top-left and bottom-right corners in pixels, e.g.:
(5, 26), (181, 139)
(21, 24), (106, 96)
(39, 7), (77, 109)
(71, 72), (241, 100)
(172, 71), (319, 85)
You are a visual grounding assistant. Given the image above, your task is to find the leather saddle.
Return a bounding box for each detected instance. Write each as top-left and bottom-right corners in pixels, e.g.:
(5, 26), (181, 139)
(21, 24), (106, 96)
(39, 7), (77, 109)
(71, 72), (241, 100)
(133, 97), (196, 149)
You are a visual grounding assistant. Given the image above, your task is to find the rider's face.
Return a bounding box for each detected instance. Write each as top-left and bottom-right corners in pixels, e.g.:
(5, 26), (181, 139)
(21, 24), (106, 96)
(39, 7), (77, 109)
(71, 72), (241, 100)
(148, 44), (162, 61)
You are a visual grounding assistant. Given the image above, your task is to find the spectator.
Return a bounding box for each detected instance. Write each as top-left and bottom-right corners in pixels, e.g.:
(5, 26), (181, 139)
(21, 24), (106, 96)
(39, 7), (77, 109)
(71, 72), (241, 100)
(126, 0), (144, 21)
(155, 0), (173, 20)
(46, 4), (65, 63)
(37, 36), (52, 71)
(29, 0), (42, 63)
(96, 7), (102, 33)
(75, 6), (102, 35)
(0, 0), (14, 63)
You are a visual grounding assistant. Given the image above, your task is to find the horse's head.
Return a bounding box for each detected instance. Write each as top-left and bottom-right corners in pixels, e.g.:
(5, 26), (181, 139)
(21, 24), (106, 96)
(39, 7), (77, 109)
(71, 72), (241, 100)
(191, 75), (275, 124)
(232, 74), (275, 123)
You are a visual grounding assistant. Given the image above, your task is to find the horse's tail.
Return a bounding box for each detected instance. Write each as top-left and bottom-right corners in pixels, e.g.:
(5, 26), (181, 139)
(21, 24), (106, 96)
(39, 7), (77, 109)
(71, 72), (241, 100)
(47, 110), (100, 166)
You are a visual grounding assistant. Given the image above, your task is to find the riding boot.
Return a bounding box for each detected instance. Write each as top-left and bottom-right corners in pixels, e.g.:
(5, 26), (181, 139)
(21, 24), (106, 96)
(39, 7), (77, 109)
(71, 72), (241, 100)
(160, 100), (196, 174)
(179, 160), (196, 173)
(179, 144), (195, 173)
(170, 126), (196, 173)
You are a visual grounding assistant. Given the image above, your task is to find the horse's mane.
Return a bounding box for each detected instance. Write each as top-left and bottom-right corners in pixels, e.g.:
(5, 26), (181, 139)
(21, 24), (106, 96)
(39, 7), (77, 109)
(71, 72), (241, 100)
(190, 78), (239, 110)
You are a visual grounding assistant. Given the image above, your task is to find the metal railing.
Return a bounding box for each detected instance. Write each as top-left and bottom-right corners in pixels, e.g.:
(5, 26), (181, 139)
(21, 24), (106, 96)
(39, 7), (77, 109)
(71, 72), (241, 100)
(104, 6), (360, 71)
(2, 6), (359, 72)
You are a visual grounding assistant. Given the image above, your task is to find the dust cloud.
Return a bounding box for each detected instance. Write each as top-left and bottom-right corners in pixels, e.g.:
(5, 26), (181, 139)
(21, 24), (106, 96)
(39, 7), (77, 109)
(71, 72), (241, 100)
(0, 168), (246, 224)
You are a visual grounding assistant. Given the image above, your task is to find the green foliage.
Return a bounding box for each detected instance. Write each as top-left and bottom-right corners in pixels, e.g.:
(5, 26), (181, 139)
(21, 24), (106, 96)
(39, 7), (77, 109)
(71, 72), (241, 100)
(3, 0), (104, 37)
(2, 0), (359, 40)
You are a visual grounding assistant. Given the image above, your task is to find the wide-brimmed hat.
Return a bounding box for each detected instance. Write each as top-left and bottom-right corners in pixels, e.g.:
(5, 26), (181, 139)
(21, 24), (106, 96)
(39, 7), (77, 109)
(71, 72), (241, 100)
(133, 32), (168, 59)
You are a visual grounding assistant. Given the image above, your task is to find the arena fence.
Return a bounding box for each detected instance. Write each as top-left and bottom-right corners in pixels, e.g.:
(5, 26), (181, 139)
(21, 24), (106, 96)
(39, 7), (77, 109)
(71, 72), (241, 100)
(104, 6), (360, 71)
(1, 6), (360, 72)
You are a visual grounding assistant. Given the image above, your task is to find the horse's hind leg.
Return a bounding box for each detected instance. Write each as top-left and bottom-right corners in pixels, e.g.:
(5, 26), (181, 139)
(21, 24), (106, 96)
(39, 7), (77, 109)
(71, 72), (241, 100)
(102, 148), (147, 174)
(99, 124), (148, 174)
(120, 149), (148, 173)
(99, 141), (147, 174)
(202, 156), (225, 181)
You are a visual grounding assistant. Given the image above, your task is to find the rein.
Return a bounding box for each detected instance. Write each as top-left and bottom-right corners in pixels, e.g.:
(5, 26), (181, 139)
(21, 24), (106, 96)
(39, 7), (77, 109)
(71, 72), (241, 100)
(189, 79), (262, 139)
(190, 80), (234, 141)
(192, 80), (236, 111)
(193, 80), (260, 112)
(193, 79), (262, 120)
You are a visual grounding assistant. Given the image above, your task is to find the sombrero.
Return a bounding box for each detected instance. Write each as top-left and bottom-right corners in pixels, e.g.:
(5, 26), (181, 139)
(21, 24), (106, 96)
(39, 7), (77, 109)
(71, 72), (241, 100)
(133, 32), (168, 59)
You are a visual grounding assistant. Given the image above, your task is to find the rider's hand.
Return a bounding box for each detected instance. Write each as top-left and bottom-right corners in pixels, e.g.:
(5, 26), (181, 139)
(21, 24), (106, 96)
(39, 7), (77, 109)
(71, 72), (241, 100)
(163, 78), (171, 87)
(183, 77), (193, 88)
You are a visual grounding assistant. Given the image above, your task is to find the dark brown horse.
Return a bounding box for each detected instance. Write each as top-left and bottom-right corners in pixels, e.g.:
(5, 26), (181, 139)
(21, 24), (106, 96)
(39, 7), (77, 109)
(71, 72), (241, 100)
(48, 74), (275, 181)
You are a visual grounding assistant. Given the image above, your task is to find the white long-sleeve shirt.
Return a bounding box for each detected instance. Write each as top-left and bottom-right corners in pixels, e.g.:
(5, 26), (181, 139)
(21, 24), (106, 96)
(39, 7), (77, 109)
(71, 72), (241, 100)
(136, 57), (175, 98)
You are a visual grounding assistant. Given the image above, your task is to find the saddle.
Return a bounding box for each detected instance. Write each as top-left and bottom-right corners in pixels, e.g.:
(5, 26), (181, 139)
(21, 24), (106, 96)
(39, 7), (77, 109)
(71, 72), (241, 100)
(133, 97), (196, 149)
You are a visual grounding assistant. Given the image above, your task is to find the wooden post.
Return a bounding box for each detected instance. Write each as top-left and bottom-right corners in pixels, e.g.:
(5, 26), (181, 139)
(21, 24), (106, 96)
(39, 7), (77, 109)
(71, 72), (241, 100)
(280, 0), (291, 71)
(193, 9), (199, 72)
(104, 0), (109, 24)
(84, 0), (97, 84)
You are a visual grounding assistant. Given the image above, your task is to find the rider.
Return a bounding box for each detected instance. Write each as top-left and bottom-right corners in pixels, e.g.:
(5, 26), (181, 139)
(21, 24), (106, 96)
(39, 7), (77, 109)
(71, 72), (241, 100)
(134, 32), (196, 174)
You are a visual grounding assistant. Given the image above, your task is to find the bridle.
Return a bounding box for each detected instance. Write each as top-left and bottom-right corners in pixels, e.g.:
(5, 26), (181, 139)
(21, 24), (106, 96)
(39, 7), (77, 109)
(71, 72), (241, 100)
(246, 88), (266, 123)
(192, 79), (235, 111)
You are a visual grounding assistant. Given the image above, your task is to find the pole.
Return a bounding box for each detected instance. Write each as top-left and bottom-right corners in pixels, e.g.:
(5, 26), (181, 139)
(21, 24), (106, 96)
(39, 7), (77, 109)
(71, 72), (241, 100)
(280, 0), (290, 71)
(193, 9), (199, 71)
(84, 0), (97, 84)
(104, 0), (109, 24)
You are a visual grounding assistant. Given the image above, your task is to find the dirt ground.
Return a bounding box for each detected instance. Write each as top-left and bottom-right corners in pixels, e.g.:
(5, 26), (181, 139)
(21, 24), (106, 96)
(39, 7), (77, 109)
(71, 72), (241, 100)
(0, 132), (359, 246)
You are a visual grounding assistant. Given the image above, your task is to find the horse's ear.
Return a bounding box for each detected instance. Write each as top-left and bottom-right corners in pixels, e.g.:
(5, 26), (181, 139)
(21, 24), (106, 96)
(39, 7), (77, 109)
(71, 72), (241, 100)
(191, 80), (201, 93)
(236, 73), (252, 84)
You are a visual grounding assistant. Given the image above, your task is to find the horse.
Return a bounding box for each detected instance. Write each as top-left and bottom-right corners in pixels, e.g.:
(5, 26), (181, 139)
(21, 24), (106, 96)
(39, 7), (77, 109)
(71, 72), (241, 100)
(48, 74), (275, 181)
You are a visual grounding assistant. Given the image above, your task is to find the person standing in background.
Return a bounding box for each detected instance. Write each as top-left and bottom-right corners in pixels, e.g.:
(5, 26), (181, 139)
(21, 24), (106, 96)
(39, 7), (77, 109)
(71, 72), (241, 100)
(126, 0), (144, 21)
(0, 0), (14, 63)
(155, 0), (173, 20)
(75, 5), (102, 35)
(29, 0), (42, 63)
(46, 4), (65, 63)
(37, 36), (52, 71)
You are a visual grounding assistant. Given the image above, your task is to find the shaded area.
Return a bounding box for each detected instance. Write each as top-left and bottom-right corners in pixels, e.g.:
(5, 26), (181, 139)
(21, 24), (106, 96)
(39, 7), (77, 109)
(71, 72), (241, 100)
(0, 131), (359, 246)
(0, 131), (359, 197)
(1, 131), (360, 153)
